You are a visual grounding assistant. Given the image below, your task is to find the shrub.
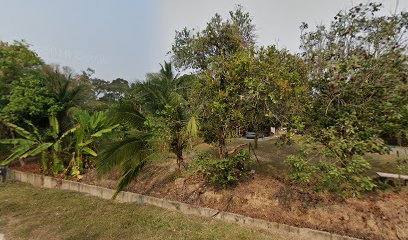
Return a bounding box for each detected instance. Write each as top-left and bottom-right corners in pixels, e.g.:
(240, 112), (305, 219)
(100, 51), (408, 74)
(396, 156), (408, 175)
(192, 150), (253, 186)
(286, 146), (377, 197)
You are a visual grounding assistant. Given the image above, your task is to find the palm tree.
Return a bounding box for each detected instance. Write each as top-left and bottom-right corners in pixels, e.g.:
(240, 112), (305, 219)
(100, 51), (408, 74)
(133, 61), (197, 169)
(44, 65), (89, 130)
(133, 61), (189, 113)
(97, 61), (198, 197)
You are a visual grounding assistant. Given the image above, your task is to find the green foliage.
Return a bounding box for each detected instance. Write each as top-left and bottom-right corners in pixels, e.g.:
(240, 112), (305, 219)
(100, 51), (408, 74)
(301, 3), (408, 149)
(173, 6), (256, 158)
(1, 3), (406, 199)
(192, 150), (253, 186)
(96, 102), (161, 197)
(0, 116), (78, 174)
(96, 62), (199, 196)
(396, 156), (408, 175)
(70, 110), (120, 177)
(96, 78), (130, 103)
(2, 71), (56, 122)
(172, 5), (255, 71)
(284, 3), (408, 196)
(43, 65), (90, 123)
(0, 42), (57, 124)
(0, 40), (44, 113)
(286, 137), (377, 197)
(286, 153), (315, 183)
(0, 109), (118, 178)
(231, 46), (308, 148)
(132, 61), (197, 169)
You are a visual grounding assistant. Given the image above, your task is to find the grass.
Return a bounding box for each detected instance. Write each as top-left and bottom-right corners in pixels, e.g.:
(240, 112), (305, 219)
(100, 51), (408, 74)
(0, 182), (285, 240)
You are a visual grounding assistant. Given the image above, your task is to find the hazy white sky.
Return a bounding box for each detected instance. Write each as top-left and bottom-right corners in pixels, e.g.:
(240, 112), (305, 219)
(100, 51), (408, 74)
(0, 0), (406, 82)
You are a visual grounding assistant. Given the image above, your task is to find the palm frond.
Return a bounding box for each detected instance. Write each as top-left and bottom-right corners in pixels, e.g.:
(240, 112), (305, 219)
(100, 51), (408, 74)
(110, 103), (146, 129)
(82, 147), (97, 157)
(96, 131), (154, 176)
(112, 159), (146, 198)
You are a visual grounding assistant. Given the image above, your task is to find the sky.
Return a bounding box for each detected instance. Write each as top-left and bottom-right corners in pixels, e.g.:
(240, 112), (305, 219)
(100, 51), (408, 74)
(0, 0), (406, 82)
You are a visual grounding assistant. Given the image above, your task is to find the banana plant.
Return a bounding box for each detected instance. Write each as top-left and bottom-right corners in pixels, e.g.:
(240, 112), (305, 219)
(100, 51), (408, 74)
(0, 116), (78, 174)
(70, 110), (119, 178)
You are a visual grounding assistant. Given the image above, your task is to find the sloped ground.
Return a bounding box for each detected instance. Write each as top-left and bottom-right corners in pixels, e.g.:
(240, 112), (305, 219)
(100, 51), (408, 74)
(81, 162), (408, 240)
(12, 139), (408, 240)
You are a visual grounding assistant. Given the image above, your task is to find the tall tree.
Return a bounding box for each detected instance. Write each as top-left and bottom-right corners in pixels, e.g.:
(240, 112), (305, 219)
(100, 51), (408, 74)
(0, 41), (55, 125)
(300, 3), (407, 164)
(233, 46), (308, 148)
(99, 78), (130, 103)
(172, 6), (256, 158)
(43, 65), (89, 128)
(132, 61), (196, 170)
(97, 62), (197, 196)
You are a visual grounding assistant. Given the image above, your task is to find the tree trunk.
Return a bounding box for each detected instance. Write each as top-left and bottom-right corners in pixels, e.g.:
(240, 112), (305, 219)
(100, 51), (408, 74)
(218, 136), (226, 159)
(254, 126), (258, 149)
(174, 128), (184, 174)
(176, 151), (183, 174)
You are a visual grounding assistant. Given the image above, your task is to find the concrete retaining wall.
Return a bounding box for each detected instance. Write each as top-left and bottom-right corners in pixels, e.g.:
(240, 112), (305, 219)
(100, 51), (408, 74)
(7, 170), (359, 240)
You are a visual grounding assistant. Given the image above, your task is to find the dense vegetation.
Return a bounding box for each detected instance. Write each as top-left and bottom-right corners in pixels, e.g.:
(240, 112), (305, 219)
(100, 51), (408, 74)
(1, 3), (407, 197)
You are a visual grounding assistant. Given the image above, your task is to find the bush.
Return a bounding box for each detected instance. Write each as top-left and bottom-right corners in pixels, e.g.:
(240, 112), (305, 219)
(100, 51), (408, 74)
(192, 150), (253, 186)
(287, 149), (377, 197)
(396, 156), (408, 175)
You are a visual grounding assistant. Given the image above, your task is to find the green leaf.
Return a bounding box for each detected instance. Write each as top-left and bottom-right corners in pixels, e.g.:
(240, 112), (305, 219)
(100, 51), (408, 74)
(49, 115), (60, 138)
(78, 139), (94, 147)
(82, 147), (97, 157)
(91, 124), (120, 137)
(0, 138), (34, 145)
(3, 122), (35, 141)
(0, 144), (33, 165)
(20, 142), (53, 159)
(58, 126), (78, 142)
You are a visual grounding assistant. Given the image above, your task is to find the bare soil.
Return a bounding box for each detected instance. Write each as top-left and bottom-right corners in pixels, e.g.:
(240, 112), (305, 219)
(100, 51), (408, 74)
(78, 160), (408, 240)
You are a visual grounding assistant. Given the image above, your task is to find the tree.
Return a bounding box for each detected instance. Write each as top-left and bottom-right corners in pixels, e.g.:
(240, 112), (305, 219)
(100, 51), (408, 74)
(228, 46), (308, 148)
(43, 65), (89, 129)
(301, 3), (407, 161)
(172, 6), (256, 158)
(287, 3), (408, 195)
(128, 62), (196, 171)
(97, 62), (198, 196)
(91, 78), (109, 98)
(99, 78), (130, 103)
(133, 61), (186, 113)
(0, 41), (56, 125)
(0, 41), (44, 105)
